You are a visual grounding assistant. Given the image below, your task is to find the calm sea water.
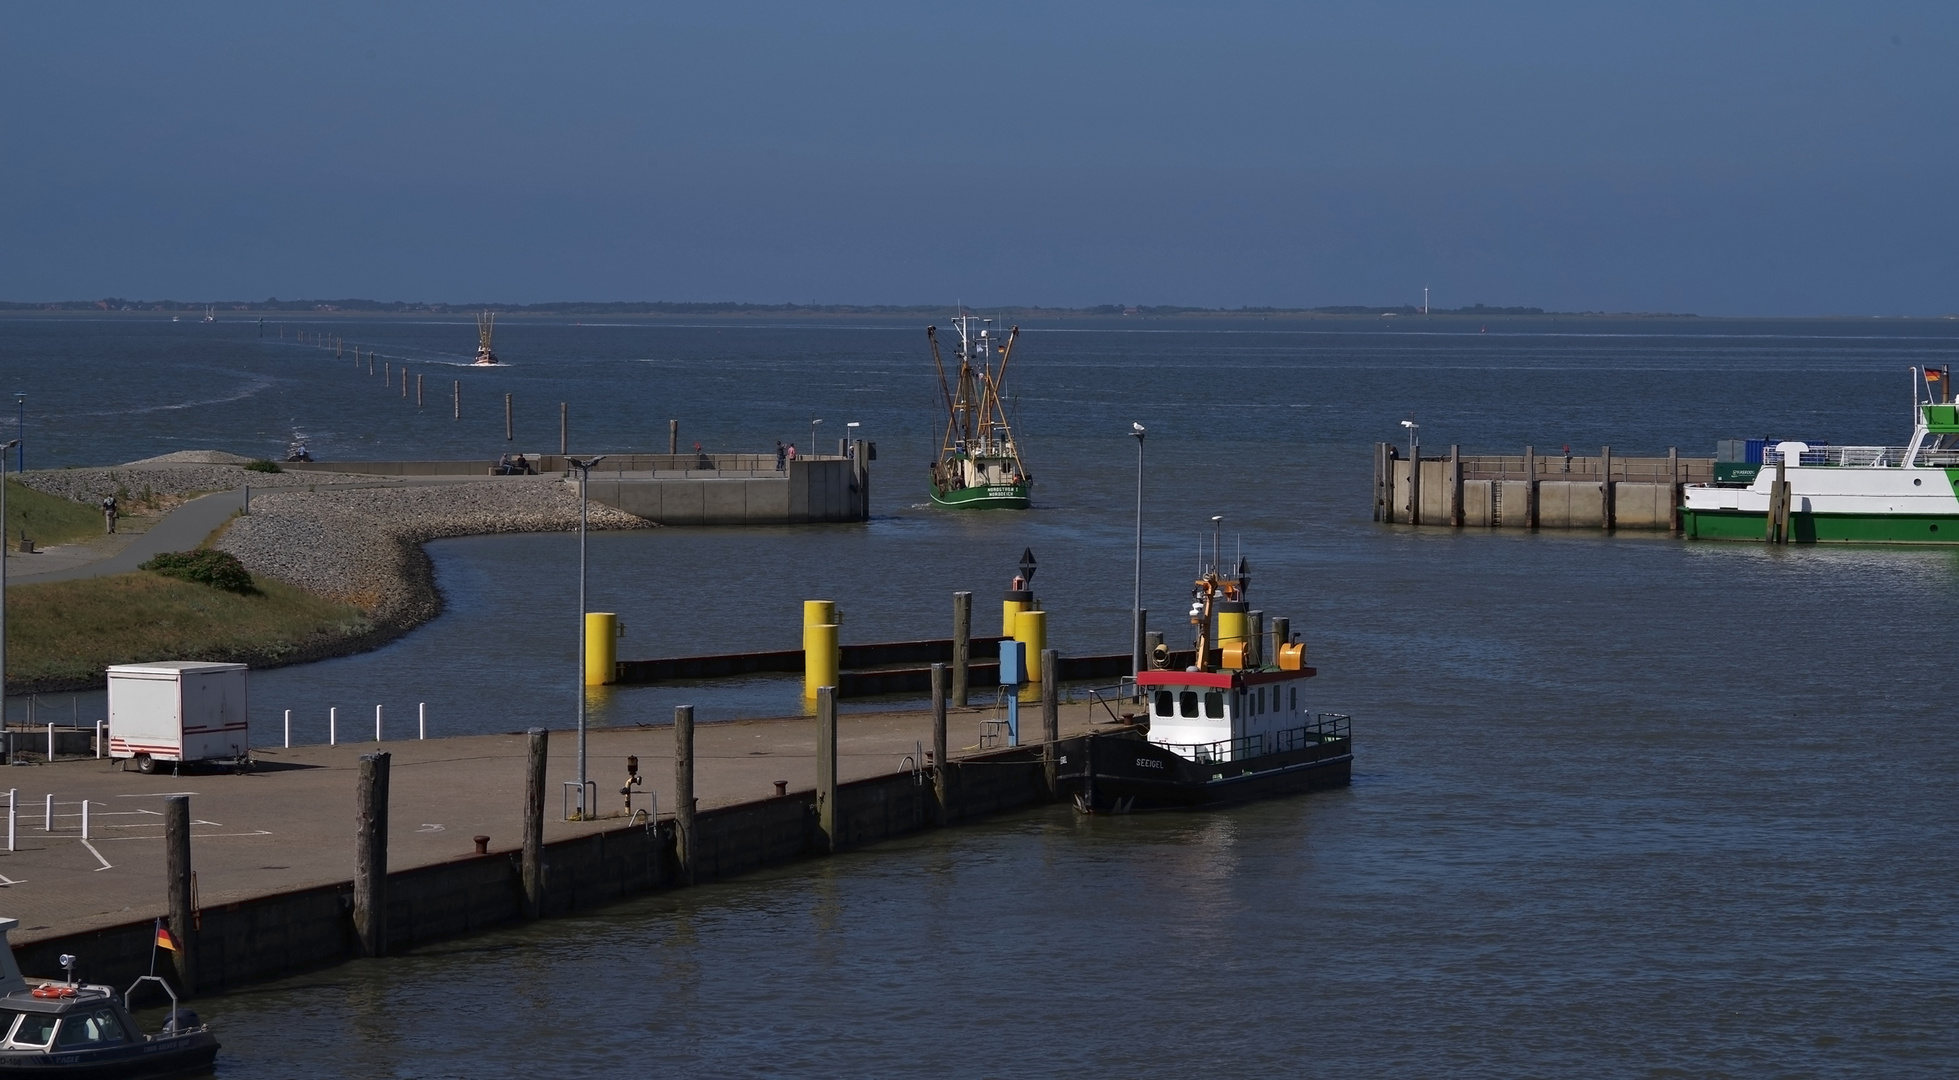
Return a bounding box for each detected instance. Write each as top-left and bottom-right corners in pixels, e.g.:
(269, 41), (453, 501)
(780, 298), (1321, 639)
(11, 314), (1959, 1075)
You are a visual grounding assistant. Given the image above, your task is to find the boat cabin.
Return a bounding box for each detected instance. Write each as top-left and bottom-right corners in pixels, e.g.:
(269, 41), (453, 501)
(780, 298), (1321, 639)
(1138, 668), (1317, 763)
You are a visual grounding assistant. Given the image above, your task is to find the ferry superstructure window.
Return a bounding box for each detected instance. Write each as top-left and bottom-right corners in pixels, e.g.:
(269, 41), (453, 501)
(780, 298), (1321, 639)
(1154, 691), (1174, 717)
(1179, 691), (1199, 718)
(1203, 691), (1225, 718)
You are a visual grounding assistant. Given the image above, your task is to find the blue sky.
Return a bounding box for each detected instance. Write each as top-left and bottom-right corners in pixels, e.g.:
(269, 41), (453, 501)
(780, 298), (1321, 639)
(3, 2), (1954, 313)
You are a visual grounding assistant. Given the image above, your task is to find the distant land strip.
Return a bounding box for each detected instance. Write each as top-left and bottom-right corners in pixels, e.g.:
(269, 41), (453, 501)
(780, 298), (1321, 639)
(0, 298), (1704, 318)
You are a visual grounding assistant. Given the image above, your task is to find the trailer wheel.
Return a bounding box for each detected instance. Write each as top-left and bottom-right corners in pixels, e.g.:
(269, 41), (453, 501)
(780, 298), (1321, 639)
(134, 754), (156, 775)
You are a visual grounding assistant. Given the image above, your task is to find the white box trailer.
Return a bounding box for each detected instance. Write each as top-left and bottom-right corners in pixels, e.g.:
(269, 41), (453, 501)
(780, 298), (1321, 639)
(106, 662), (250, 773)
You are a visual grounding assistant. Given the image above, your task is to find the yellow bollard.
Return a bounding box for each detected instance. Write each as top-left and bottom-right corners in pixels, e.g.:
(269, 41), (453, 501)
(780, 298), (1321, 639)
(1013, 609), (1047, 682)
(804, 599), (836, 628)
(1002, 588), (1031, 637)
(584, 612), (617, 685)
(804, 622), (839, 708)
(1216, 601), (1250, 669)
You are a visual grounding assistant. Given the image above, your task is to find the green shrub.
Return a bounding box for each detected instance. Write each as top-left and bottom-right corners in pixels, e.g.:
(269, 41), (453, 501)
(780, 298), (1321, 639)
(140, 550), (257, 594)
(244, 459), (283, 473)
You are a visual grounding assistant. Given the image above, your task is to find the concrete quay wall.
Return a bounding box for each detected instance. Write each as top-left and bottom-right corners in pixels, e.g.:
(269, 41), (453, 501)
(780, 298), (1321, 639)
(1376, 446), (1709, 531)
(14, 748), (1050, 995)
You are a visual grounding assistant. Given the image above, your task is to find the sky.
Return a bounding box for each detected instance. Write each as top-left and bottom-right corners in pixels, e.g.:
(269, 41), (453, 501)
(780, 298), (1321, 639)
(3, 1), (1955, 314)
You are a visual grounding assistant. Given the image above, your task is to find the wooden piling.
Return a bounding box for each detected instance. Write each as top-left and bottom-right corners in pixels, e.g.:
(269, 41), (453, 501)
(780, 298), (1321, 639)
(416, 374), (424, 407)
(559, 402), (568, 455)
(452, 381), (460, 420)
(931, 662), (949, 825)
(674, 705), (695, 886)
(815, 686), (837, 852)
(354, 752), (390, 958)
(669, 420), (678, 456)
(400, 369), (408, 398)
(1668, 446), (1681, 532)
(367, 353), (374, 376)
(1524, 445), (1539, 529)
(522, 728), (546, 918)
(164, 795), (195, 993)
(951, 591), (972, 707)
(1601, 445), (1615, 530)
(1407, 447), (1421, 525)
(505, 394), (513, 441)
(1450, 445), (1463, 527)
(1041, 649), (1059, 796)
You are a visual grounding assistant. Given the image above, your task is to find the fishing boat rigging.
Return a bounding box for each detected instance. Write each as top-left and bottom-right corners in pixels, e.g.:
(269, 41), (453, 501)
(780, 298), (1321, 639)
(928, 312), (1030, 509)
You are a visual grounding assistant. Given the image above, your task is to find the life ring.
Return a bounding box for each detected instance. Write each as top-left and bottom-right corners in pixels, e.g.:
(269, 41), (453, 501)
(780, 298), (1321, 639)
(30, 985), (75, 999)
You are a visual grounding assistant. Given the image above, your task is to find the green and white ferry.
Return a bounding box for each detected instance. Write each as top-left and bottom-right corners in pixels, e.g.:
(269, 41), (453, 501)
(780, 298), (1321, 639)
(926, 313), (1032, 510)
(1682, 366), (1959, 543)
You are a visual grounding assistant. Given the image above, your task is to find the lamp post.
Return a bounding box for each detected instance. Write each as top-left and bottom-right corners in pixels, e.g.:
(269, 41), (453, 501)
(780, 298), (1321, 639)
(12, 396), (21, 473)
(845, 421), (860, 456)
(0, 440), (17, 731)
(810, 418), (822, 456)
(1130, 423), (1146, 697)
(568, 455), (607, 817)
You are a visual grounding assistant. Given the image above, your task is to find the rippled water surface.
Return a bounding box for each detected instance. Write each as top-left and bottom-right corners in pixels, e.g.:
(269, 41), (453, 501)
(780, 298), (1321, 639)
(10, 314), (1959, 1075)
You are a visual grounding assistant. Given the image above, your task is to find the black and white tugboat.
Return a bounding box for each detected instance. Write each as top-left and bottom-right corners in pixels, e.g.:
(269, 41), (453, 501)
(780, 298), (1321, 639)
(0, 918), (219, 1077)
(1057, 528), (1352, 813)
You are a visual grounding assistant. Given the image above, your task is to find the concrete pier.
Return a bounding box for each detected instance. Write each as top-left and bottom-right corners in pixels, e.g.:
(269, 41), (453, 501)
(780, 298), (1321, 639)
(1375, 445), (1715, 531)
(1, 701), (1131, 992)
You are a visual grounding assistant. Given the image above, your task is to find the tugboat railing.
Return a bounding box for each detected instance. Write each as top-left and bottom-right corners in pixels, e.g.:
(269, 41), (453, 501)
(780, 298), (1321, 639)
(1158, 713), (1352, 763)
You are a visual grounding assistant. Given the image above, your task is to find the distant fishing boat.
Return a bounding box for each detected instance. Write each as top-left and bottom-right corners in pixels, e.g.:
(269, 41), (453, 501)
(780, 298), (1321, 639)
(473, 311), (500, 366)
(928, 313), (1031, 509)
(202, 305), (215, 323)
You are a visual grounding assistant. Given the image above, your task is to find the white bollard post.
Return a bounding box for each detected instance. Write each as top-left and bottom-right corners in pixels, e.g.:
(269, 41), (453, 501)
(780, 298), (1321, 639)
(94, 720), (102, 759)
(45, 724), (53, 763)
(418, 702), (426, 740)
(375, 704), (383, 742)
(7, 789), (14, 852)
(43, 794), (52, 832)
(284, 709), (291, 749)
(81, 800), (89, 841)
(330, 707), (337, 746)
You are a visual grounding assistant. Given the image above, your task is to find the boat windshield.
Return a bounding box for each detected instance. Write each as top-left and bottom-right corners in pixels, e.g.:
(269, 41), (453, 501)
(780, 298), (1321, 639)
(3, 1011), (56, 1049)
(53, 1009), (127, 1048)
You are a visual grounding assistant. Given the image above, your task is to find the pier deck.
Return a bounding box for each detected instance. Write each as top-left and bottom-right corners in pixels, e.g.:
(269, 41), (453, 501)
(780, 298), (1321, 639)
(0, 702), (1117, 947)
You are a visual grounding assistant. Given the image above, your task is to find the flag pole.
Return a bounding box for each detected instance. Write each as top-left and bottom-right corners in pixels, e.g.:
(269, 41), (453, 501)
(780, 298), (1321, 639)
(149, 918), (159, 976)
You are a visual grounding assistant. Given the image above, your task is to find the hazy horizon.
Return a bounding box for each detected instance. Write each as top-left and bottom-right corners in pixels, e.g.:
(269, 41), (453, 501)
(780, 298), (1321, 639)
(5, 3), (1955, 316)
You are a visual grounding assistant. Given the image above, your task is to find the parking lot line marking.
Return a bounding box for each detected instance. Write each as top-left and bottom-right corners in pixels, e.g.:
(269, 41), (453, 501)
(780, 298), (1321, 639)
(79, 841), (111, 871)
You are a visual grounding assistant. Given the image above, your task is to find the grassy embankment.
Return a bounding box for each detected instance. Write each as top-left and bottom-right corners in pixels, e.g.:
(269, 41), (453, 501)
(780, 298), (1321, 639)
(7, 572), (373, 692)
(4, 478), (102, 548)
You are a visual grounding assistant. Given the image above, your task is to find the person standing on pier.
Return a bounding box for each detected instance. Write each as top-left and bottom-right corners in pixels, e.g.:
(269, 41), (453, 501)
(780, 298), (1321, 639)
(776, 440), (787, 472)
(786, 443), (798, 464)
(102, 494), (118, 534)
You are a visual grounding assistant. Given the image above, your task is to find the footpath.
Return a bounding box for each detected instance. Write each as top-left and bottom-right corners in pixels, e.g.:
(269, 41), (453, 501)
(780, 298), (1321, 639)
(7, 490), (245, 585)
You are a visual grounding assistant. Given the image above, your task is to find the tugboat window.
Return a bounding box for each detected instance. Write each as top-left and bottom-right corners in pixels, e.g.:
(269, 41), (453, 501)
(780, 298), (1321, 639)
(1153, 691), (1174, 717)
(1257, 688), (1266, 713)
(8, 1013), (55, 1049)
(1179, 691), (1199, 718)
(1290, 687), (1298, 711)
(1204, 691), (1225, 718)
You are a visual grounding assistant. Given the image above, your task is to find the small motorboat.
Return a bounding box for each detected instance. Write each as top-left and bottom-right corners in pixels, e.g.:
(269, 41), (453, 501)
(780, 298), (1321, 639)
(0, 918), (219, 1077)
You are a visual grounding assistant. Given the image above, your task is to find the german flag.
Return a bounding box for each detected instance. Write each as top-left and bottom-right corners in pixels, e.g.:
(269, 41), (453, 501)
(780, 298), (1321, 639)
(154, 920), (178, 953)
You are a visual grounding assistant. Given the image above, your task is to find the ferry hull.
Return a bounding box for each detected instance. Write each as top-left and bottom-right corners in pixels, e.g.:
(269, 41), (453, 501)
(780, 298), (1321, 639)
(1683, 508), (1959, 544)
(929, 482), (1030, 510)
(1055, 731), (1351, 813)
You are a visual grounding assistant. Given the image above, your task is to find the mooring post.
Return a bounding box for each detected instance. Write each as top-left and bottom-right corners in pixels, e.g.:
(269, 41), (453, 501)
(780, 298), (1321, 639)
(354, 752), (391, 958)
(1041, 648), (1060, 797)
(452, 380), (460, 420)
(1600, 445), (1614, 530)
(669, 419), (678, 457)
(1271, 616), (1290, 660)
(504, 394), (513, 441)
(559, 403), (568, 456)
(951, 591), (972, 707)
(164, 795), (195, 993)
(416, 374), (424, 408)
(930, 662), (949, 825)
(384, 360), (390, 387)
(1524, 445), (1539, 529)
(1668, 446), (1681, 532)
(522, 728), (547, 918)
(816, 685), (838, 853)
(400, 368), (408, 398)
(1450, 444), (1463, 527)
(674, 705), (695, 886)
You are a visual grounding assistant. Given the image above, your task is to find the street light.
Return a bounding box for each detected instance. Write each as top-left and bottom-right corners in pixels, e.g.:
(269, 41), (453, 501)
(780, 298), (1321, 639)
(810, 418), (822, 456)
(1400, 417), (1419, 462)
(845, 421), (860, 456)
(1130, 423), (1146, 696)
(12, 395), (21, 473)
(0, 439), (18, 732)
(568, 454), (607, 818)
